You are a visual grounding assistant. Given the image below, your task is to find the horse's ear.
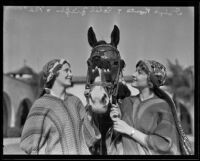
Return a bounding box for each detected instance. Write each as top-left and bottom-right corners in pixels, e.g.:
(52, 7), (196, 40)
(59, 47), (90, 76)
(88, 26), (98, 47)
(110, 25), (120, 48)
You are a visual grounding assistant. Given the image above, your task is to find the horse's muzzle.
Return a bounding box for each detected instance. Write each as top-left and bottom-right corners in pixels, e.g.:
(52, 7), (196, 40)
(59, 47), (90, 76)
(87, 86), (110, 114)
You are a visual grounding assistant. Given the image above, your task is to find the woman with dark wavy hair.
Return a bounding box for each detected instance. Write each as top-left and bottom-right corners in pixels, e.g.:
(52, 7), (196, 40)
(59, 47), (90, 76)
(107, 59), (193, 155)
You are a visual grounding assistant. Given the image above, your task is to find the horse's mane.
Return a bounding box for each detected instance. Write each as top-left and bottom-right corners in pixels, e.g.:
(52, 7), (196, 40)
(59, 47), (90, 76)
(117, 82), (131, 100)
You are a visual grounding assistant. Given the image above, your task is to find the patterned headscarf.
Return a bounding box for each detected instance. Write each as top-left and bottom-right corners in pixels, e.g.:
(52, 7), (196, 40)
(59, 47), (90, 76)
(136, 59), (193, 155)
(136, 59), (167, 87)
(42, 58), (69, 86)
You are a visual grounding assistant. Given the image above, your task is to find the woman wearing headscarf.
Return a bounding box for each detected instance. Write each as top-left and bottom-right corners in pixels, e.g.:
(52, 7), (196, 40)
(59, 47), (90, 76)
(20, 59), (101, 155)
(106, 59), (193, 155)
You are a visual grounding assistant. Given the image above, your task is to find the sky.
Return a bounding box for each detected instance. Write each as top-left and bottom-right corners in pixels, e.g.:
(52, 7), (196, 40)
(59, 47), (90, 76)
(3, 6), (194, 76)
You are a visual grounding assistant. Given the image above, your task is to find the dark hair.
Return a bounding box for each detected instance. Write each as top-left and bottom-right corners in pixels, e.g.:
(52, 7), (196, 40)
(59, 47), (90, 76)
(136, 60), (150, 75)
(116, 82), (131, 100)
(39, 71), (58, 97)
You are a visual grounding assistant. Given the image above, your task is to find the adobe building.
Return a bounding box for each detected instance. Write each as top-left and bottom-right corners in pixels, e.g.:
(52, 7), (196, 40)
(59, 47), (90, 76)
(3, 65), (40, 137)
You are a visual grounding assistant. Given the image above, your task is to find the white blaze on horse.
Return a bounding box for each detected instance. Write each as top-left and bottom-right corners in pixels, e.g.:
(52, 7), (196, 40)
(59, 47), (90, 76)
(86, 67), (110, 113)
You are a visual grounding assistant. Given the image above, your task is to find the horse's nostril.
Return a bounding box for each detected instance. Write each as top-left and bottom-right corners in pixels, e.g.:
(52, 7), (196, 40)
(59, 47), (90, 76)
(101, 94), (108, 104)
(102, 94), (107, 100)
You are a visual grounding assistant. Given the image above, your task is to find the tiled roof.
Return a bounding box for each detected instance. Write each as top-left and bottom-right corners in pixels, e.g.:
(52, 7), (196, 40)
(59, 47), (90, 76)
(7, 66), (36, 75)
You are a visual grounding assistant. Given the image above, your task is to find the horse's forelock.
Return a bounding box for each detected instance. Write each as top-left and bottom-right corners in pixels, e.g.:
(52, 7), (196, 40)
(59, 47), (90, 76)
(96, 40), (107, 46)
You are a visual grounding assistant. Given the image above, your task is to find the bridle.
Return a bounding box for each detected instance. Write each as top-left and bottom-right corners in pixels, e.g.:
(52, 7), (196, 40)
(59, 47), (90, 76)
(85, 44), (122, 105)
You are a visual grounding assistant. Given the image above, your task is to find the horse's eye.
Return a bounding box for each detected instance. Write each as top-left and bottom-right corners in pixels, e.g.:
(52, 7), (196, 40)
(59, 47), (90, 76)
(87, 60), (92, 66)
(114, 61), (118, 65)
(93, 55), (101, 60)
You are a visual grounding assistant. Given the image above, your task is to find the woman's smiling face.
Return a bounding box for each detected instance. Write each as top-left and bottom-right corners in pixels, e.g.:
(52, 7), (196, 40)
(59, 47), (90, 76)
(131, 66), (149, 90)
(56, 63), (73, 87)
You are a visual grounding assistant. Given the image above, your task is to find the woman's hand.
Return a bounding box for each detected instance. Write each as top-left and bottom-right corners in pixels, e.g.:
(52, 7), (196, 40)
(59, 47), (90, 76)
(113, 119), (148, 147)
(113, 119), (133, 135)
(110, 104), (121, 121)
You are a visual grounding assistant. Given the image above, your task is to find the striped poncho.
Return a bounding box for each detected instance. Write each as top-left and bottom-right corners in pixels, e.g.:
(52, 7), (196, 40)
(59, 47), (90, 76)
(107, 95), (181, 155)
(20, 93), (101, 155)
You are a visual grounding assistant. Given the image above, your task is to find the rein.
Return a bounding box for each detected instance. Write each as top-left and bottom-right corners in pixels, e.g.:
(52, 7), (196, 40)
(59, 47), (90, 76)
(85, 44), (122, 155)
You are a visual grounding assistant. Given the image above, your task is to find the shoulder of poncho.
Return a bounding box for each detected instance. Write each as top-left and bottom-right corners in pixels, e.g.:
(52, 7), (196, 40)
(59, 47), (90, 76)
(122, 95), (139, 104)
(141, 97), (170, 114)
(34, 96), (57, 104)
(31, 96), (61, 110)
(65, 93), (82, 104)
(146, 96), (168, 107)
(66, 93), (78, 99)
(27, 98), (52, 117)
(128, 95), (167, 105)
(119, 96), (137, 112)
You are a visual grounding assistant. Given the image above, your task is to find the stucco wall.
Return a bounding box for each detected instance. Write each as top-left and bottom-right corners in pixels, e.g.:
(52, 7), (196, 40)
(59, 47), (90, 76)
(3, 75), (36, 127)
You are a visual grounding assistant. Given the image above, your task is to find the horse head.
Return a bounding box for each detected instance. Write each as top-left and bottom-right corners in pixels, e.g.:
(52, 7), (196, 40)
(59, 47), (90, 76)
(84, 25), (131, 155)
(85, 25), (125, 114)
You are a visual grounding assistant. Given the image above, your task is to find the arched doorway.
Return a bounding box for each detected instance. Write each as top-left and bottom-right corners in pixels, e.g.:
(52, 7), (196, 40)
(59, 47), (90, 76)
(179, 103), (192, 135)
(3, 99), (8, 137)
(16, 99), (32, 135)
(3, 92), (11, 137)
